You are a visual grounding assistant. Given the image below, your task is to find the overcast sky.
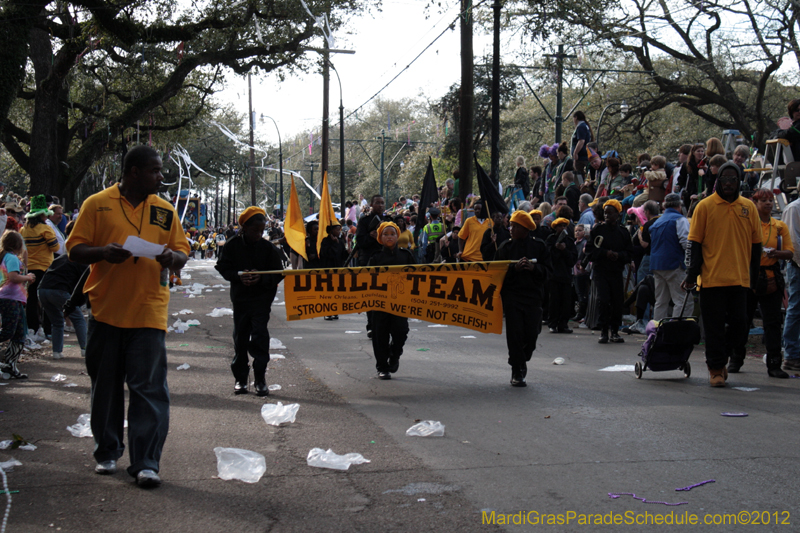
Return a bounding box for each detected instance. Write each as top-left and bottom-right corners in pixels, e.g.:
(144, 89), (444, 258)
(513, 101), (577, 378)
(220, 0), (499, 144)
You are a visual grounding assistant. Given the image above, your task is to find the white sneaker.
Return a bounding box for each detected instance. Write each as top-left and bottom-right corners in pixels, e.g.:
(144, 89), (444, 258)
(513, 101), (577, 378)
(52, 352), (64, 359)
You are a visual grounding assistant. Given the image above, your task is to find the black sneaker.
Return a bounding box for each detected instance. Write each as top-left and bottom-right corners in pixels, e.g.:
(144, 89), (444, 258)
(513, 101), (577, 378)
(378, 371), (391, 380)
(510, 372), (527, 387)
(768, 368), (789, 379)
(549, 327), (558, 334)
(557, 327), (573, 334)
(598, 333), (609, 344)
(610, 332), (625, 343)
(388, 357), (400, 373)
(234, 381), (248, 395)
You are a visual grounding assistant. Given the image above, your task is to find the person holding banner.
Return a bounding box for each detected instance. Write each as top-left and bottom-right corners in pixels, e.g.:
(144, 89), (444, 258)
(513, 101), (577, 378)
(496, 210), (552, 387)
(368, 221), (416, 380)
(356, 195), (389, 338)
(215, 206), (284, 397)
(320, 219), (346, 321)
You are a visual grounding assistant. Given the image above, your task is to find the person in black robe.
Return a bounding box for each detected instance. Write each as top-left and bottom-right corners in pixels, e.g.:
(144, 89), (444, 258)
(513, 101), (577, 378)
(496, 210), (552, 387)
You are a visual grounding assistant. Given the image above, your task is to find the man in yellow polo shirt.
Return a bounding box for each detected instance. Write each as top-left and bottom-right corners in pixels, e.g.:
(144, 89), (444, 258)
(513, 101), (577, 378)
(683, 161), (761, 387)
(458, 200), (493, 262)
(67, 146), (189, 488)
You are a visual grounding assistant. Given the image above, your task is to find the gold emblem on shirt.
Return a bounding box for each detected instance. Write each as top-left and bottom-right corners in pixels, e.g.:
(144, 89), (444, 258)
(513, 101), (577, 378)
(150, 206), (173, 230)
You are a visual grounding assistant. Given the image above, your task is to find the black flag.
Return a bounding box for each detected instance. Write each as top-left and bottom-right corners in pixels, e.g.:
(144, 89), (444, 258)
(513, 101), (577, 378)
(415, 157), (438, 241)
(474, 154), (509, 217)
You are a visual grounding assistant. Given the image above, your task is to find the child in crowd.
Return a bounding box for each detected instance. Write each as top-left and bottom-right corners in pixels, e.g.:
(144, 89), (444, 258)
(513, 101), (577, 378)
(368, 222), (416, 379)
(0, 231), (36, 379)
(645, 155), (668, 203)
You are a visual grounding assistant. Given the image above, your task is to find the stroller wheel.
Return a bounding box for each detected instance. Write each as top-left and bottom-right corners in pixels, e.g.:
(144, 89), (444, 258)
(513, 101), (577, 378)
(684, 362), (691, 378)
(635, 362), (643, 379)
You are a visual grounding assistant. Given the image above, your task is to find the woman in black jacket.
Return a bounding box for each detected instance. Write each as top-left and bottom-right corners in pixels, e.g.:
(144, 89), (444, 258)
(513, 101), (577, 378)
(677, 143), (708, 208)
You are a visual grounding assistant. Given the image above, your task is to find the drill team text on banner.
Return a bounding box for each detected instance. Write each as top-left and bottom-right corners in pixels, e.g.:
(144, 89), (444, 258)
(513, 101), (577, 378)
(283, 261), (513, 334)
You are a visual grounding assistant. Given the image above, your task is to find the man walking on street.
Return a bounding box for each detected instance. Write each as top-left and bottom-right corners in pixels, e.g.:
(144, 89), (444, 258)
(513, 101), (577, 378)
(67, 146), (189, 488)
(682, 162), (761, 387)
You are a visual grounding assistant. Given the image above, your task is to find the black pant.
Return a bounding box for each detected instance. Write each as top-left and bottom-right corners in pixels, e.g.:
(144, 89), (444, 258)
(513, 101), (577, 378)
(26, 269), (50, 334)
(733, 289), (783, 368)
(232, 302), (272, 381)
(699, 286), (748, 369)
(371, 311), (408, 372)
(503, 295), (542, 370)
(594, 270), (624, 332)
(548, 280), (573, 329)
(574, 274), (590, 318)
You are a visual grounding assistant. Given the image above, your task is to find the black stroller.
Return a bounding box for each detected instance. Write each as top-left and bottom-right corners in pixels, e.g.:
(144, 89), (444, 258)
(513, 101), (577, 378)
(634, 294), (701, 379)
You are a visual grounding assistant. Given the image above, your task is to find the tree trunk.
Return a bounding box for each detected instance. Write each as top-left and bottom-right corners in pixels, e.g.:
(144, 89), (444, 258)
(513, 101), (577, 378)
(28, 27), (62, 196)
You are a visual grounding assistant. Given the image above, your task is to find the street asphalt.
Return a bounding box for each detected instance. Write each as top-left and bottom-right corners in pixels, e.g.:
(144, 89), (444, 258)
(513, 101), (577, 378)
(1, 257), (799, 532)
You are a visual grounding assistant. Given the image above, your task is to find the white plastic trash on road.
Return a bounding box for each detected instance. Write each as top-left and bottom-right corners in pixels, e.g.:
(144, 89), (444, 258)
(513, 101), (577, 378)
(270, 354), (286, 359)
(268, 384), (281, 391)
(206, 308), (234, 317)
(428, 324), (447, 328)
(67, 414), (92, 438)
(185, 319), (200, 326)
(270, 338), (286, 349)
(260, 402), (299, 426)
(598, 365), (636, 372)
(50, 374), (67, 382)
(306, 448), (370, 471)
(0, 459), (21, 471)
(172, 309), (194, 316)
(214, 447), (266, 483)
(406, 421), (445, 437)
(176, 363), (190, 370)
(553, 357), (565, 365)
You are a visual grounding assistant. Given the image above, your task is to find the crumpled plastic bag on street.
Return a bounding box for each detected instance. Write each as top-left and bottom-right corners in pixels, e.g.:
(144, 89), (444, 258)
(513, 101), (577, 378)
(171, 319), (189, 333)
(306, 448), (370, 470)
(206, 307), (234, 317)
(406, 420), (445, 437)
(0, 458), (22, 471)
(50, 374), (67, 382)
(176, 363), (190, 370)
(213, 447), (266, 483)
(260, 402), (299, 426)
(67, 413), (93, 438)
(270, 338), (286, 349)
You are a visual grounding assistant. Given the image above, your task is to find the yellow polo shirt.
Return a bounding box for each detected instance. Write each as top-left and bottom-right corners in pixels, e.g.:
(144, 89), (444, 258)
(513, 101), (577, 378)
(459, 216), (493, 262)
(761, 218), (794, 277)
(688, 193), (761, 288)
(66, 185), (190, 330)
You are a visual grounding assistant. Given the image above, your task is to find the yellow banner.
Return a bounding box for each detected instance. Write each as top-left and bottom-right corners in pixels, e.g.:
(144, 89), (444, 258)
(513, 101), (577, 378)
(283, 261), (512, 334)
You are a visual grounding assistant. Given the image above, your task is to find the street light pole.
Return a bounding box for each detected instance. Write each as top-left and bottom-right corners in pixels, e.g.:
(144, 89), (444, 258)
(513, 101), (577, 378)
(596, 100), (629, 148)
(248, 73), (256, 205)
(262, 115), (283, 218)
(330, 61), (346, 209)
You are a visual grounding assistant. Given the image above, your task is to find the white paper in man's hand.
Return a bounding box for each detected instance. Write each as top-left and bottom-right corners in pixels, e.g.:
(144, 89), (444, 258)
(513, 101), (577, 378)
(123, 235), (167, 260)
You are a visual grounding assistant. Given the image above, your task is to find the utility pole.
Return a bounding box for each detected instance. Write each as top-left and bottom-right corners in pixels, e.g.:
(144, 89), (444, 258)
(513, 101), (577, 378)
(490, 0), (501, 184)
(552, 44), (576, 143)
(459, 0), (474, 199)
(322, 48), (330, 181)
(248, 74), (256, 205)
